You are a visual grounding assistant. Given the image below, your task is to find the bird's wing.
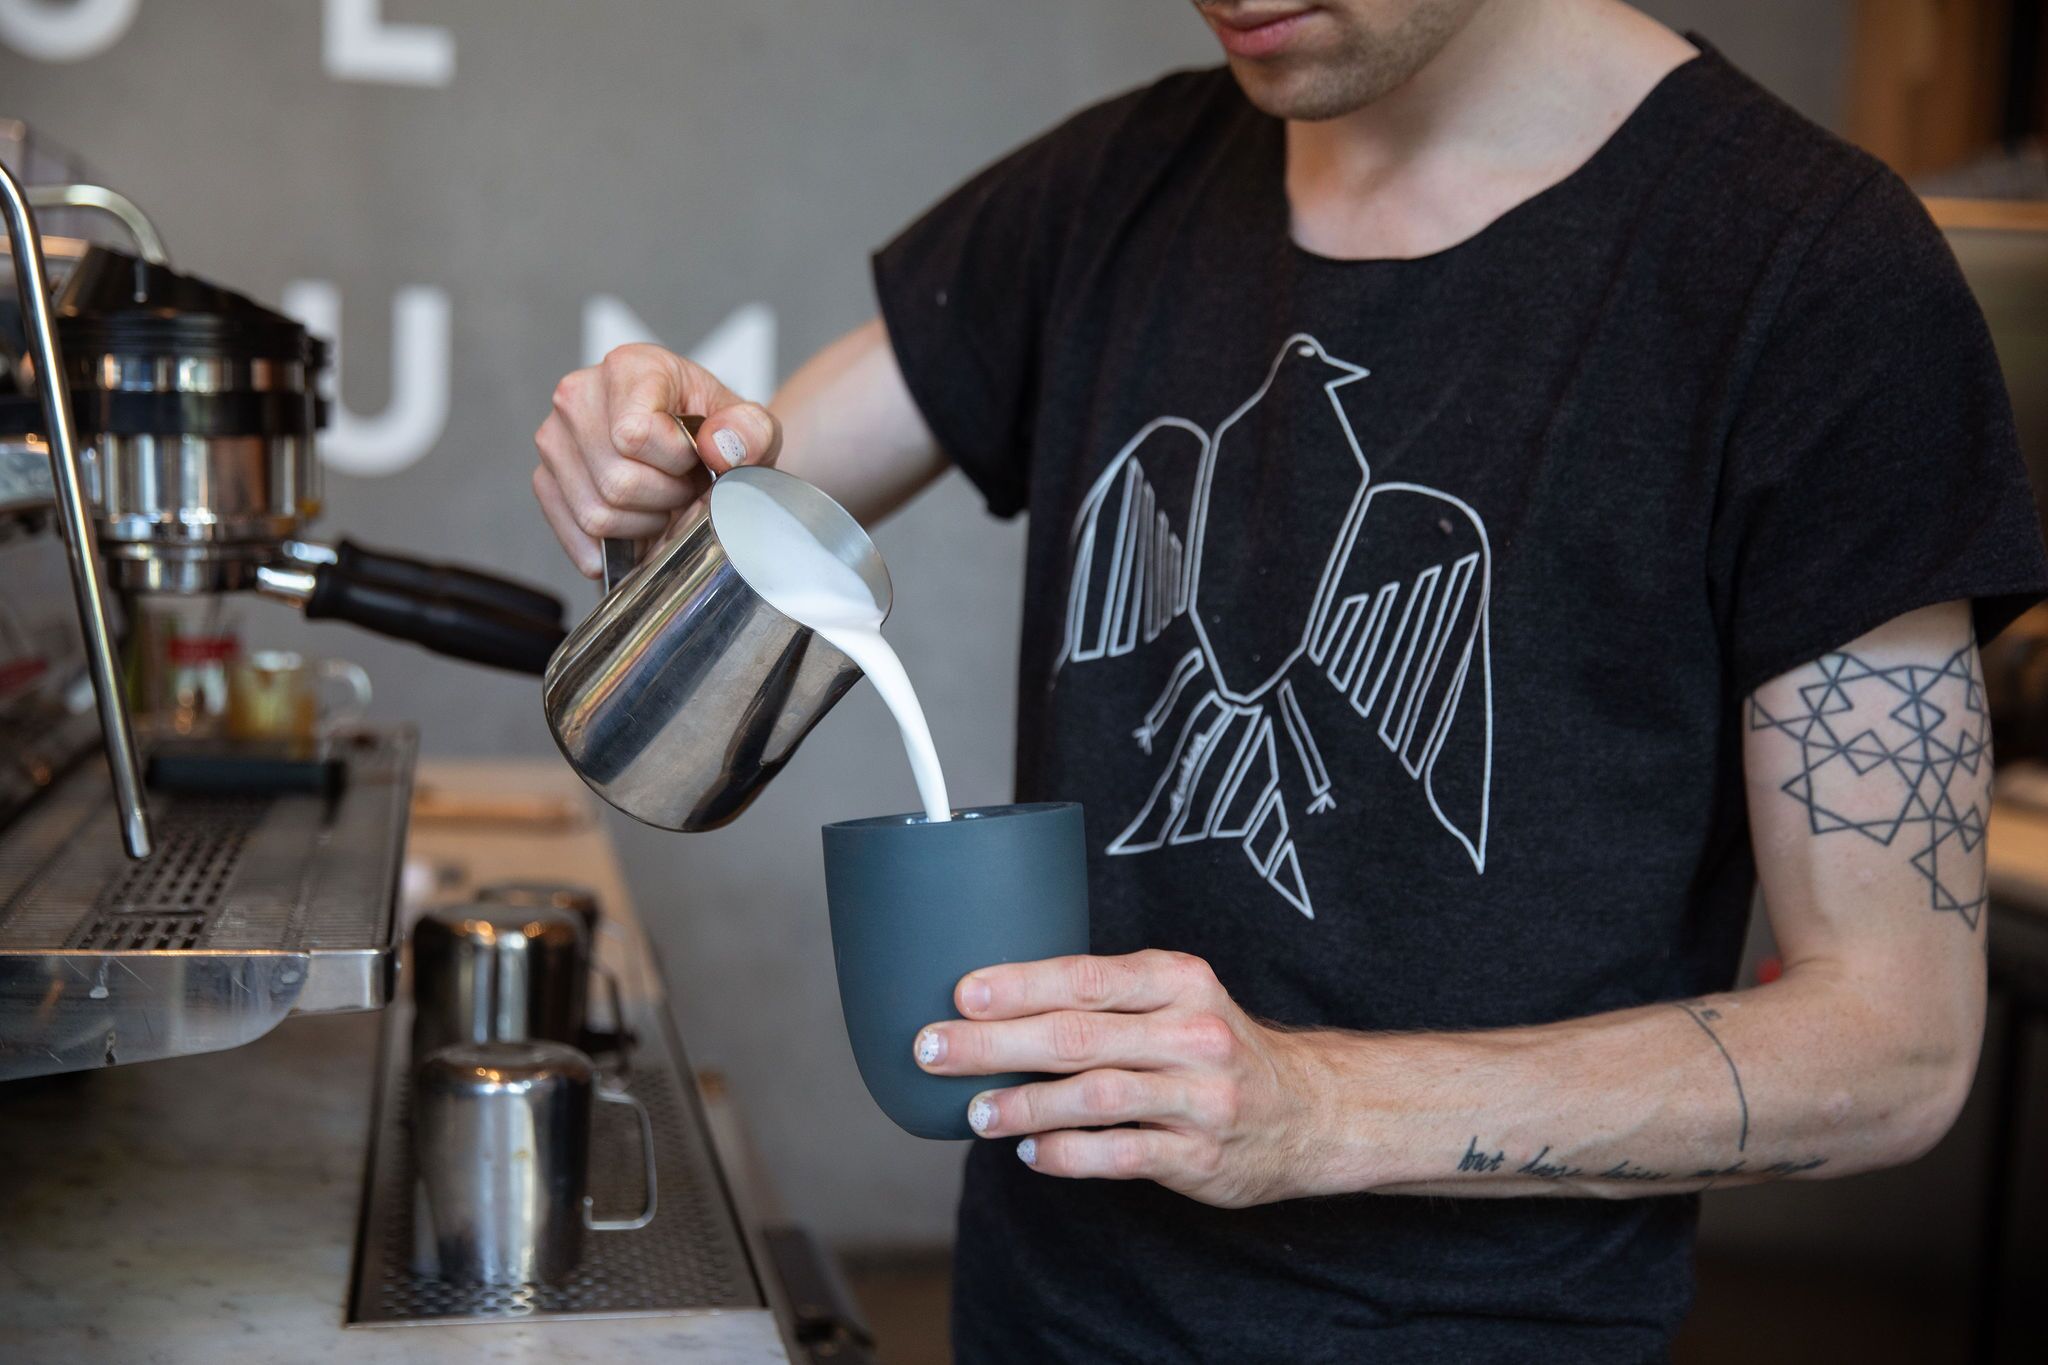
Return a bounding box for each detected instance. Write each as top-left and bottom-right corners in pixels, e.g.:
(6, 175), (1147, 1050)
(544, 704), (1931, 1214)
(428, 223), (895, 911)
(1302, 481), (1493, 872)
(1057, 417), (1209, 670)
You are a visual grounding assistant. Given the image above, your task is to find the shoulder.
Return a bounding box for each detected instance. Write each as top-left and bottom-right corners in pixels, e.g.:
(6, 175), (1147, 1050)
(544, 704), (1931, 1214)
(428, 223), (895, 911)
(1671, 47), (1942, 271)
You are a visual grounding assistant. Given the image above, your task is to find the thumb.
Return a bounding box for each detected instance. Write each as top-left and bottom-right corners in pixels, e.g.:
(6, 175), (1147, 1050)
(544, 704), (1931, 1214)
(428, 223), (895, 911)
(694, 399), (781, 474)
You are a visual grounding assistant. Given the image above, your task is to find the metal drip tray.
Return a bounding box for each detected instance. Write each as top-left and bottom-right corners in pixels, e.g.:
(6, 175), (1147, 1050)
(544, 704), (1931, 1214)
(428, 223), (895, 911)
(0, 726), (416, 1079)
(347, 936), (765, 1326)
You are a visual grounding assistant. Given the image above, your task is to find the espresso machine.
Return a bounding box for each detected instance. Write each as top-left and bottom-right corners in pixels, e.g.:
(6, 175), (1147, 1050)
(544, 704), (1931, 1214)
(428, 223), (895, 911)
(0, 140), (880, 1361)
(0, 153), (567, 1081)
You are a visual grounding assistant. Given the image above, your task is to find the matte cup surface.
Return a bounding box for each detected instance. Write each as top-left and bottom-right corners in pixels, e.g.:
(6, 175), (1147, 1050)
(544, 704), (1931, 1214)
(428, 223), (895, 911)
(822, 802), (1089, 1140)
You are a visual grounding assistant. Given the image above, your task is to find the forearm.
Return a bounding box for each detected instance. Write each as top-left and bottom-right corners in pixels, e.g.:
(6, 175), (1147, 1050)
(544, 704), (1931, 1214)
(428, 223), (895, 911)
(920, 609), (1991, 1209)
(1288, 966), (1979, 1199)
(772, 318), (949, 526)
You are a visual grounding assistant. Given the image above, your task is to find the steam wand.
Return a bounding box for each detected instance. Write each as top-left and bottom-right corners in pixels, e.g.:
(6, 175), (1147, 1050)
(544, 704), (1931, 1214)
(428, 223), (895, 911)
(0, 156), (153, 859)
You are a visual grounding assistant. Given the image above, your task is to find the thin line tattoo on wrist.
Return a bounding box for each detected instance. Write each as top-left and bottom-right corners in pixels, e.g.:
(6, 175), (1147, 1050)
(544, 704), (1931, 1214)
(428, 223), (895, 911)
(1600, 1159), (1670, 1181)
(1676, 999), (1749, 1152)
(1449, 1137), (1823, 1185)
(1748, 639), (1991, 929)
(1517, 1145), (1581, 1180)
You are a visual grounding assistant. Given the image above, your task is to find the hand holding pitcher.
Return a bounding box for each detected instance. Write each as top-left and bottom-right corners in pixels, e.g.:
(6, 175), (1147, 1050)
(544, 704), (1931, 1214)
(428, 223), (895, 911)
(531, 345), (779, 579)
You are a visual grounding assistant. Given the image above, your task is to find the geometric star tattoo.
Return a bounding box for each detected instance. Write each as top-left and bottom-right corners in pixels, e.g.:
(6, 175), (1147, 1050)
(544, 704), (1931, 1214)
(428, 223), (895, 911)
(1749, 644), (1991, 929)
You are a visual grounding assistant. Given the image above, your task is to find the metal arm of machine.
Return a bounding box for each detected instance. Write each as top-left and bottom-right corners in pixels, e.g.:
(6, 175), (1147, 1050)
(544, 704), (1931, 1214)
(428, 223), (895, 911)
(257, 561), (566, 675)
(0, 157), (153, 859)
(22, 183), (170, 266)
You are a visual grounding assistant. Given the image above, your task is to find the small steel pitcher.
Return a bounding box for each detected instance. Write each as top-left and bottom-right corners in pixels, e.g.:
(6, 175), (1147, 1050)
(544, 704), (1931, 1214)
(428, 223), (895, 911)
(413, 1039), (657, 1285)
(409, 902), (589, 1064)
(542, 446), (890, 831)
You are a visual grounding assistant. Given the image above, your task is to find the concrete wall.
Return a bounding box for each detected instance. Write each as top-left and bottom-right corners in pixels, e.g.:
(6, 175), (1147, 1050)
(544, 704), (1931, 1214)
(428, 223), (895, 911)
(2, 0), (1848, 1247)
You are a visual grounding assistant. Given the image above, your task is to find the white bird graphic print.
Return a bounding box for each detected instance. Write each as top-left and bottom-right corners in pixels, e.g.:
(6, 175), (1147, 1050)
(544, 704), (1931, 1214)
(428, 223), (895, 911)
(1056, 334), (1494, 918)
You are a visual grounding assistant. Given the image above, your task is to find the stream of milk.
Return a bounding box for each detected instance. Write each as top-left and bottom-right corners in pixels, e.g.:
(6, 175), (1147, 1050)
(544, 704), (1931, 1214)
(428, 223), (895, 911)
(713, 478), (952, 823)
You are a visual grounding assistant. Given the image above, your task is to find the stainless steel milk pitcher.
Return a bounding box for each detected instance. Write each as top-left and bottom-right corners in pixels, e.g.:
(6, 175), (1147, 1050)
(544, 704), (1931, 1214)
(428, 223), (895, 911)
(542, 434), (891, 831)
(409, 903), (589, 1063)
(413, 1039), (657, 1284)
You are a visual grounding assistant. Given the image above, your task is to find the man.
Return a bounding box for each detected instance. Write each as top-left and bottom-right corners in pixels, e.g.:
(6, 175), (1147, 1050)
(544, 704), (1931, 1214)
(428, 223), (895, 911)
(533, 1), (2048, 1359)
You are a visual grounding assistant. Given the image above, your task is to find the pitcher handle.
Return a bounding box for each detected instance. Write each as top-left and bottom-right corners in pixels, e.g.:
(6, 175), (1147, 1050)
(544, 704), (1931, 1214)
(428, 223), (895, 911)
(600, 413), (705, 593)
(585, 1085), (659, 1232)
(316, 657), (375, 732)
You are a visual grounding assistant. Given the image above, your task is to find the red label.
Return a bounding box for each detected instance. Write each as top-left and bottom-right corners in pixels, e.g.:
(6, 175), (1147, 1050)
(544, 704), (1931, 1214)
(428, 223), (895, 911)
(166, 636), (238, 666)
(0, 656), (48, 697)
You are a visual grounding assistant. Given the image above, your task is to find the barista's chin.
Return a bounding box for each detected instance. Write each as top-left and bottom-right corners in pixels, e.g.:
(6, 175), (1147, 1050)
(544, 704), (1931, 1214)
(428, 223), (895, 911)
(1210, 0), (1488, 123)
(1216, 22), (1414, 122)
(1228, 60), (1350, 121)
(1226, 55), (1398, 123)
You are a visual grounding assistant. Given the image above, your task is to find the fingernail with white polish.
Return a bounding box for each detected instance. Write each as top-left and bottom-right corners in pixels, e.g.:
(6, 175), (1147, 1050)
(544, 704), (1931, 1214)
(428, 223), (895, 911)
(713, 428), (748, 465)
(1017, 1137), (1038, 1166)
(968, 1097), (996, 1134)
(915, 1030), (944, 1067)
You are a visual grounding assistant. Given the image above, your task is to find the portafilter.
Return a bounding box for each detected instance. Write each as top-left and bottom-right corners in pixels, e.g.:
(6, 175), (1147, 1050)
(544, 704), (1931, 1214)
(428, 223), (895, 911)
(8, 243), (568, 673)
(3, 163), (562, 859)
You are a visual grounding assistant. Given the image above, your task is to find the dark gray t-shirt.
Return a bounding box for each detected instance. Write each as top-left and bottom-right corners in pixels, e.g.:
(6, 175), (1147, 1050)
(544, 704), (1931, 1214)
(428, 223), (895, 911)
(873, 44), (2047, 1365)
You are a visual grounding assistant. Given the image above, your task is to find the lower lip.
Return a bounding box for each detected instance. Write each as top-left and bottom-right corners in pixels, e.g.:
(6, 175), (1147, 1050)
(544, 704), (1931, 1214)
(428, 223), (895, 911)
(1210, 10), (1316, 59)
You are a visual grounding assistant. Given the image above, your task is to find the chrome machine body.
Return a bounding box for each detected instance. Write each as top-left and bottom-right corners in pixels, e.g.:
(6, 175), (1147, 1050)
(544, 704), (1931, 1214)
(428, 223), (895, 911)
(38, 238), (564, 671)
(0, 141), (875, 1363)
(52, 244), (328, 596)
(0, 728), (417, 1078)
(0, 152), (563, 1080)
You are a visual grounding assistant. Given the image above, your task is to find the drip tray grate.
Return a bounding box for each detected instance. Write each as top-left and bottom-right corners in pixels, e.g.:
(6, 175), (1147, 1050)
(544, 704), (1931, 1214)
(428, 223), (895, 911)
(72, 913), (207, 951)
(89, 798), (269, 920)
(348, 957), (764, 1325)
(0, 728), (417, 1079)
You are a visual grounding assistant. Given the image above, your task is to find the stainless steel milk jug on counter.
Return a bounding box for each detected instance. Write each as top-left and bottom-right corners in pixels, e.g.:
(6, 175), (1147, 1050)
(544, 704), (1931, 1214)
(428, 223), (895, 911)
(542, 424), (891, 832)
(409, 903), (589, 1063)
(413, 1040), (656, 1285)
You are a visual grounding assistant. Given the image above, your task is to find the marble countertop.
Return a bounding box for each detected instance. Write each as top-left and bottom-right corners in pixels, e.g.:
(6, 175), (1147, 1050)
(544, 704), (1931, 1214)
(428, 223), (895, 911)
(0, 760), (792, 1364)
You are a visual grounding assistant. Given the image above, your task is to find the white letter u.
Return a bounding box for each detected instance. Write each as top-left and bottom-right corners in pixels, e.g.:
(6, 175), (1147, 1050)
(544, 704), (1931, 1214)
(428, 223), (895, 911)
(283, 280), (452, 478)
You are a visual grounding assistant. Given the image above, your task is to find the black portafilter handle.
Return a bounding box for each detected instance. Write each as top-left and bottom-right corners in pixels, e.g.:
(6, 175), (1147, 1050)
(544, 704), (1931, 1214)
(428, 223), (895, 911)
(304, 563), (567, 674)
(327, 538), (566, 627)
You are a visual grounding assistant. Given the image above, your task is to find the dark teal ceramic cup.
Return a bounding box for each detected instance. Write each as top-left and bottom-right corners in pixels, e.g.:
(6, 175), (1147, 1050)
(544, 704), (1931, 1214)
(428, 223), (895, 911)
(822, 802), (1089, 1140)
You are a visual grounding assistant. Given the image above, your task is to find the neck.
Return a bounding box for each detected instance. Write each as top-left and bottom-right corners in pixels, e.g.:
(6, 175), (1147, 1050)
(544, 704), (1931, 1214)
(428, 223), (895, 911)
(1286, 0), (1695, 259)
